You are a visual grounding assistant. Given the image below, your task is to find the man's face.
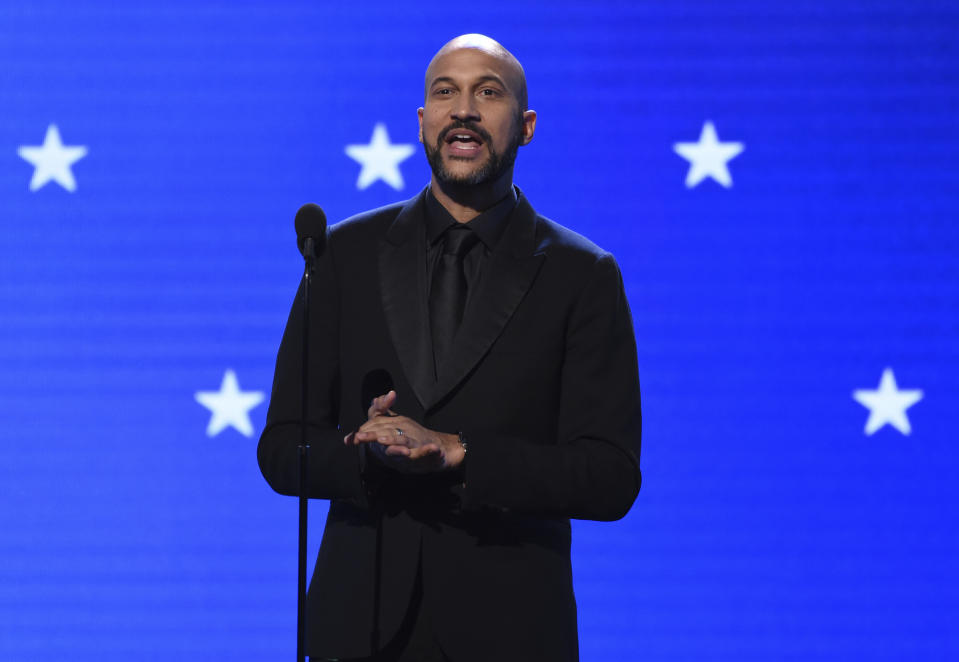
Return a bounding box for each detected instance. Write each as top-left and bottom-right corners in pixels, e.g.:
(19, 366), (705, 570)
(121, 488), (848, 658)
(418, 47), (534, 188)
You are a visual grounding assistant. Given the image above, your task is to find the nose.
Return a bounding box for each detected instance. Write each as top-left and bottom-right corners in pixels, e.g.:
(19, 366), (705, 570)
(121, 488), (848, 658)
(451, 94), (480, 121)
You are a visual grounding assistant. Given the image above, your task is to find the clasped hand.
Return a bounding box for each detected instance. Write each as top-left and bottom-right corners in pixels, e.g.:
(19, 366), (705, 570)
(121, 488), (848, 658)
(343, 390), (463, 474)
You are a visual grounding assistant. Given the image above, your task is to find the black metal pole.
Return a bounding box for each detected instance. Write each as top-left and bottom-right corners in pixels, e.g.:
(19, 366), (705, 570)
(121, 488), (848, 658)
(297, 238), (314, 662)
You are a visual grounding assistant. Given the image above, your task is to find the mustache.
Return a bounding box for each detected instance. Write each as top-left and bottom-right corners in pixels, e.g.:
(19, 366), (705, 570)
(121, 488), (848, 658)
(437, 121), (492, 145)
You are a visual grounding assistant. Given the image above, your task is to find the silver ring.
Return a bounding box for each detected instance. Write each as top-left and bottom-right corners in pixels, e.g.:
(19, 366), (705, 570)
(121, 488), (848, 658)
(396, 428), (404, 435)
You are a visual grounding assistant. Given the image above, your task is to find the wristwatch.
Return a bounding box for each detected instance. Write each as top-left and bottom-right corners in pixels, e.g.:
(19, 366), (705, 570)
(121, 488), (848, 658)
(457, 430), (468, 459)
(456, 431), (468, 482)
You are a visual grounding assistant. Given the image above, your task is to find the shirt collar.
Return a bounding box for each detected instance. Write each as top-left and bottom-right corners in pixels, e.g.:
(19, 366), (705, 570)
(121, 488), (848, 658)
(425, 186), (518, 250)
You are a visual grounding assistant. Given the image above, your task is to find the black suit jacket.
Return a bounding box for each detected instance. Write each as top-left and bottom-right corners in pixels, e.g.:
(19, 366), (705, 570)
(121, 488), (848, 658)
(258, 187), (642, 661)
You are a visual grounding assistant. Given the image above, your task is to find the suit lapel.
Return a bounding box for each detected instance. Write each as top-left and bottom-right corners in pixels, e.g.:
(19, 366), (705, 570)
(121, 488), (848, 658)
(428, 192), (545, 410)
(378, 189), (434, 409)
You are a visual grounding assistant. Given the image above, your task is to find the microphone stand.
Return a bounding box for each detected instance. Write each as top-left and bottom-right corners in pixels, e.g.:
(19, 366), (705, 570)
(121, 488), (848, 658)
(297, 237), (314, 662)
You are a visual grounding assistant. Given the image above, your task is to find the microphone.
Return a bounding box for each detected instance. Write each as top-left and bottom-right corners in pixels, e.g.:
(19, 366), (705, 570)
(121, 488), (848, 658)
(361, 369), (395, 413)
(293, 201), (326, 662)
(295, 203), (327, 258)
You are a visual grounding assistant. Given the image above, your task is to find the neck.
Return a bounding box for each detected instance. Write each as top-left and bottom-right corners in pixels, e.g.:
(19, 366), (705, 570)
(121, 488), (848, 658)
(430, 170), (514, 223)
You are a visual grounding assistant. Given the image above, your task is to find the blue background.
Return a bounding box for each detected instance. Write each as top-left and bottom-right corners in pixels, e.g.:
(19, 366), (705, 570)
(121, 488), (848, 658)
(2, 1), (958, 660)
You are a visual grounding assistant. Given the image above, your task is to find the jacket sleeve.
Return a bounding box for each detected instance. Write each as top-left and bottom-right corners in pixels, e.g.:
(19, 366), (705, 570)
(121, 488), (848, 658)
(460, 252), (642, 521)
(256, 232), (370, 507)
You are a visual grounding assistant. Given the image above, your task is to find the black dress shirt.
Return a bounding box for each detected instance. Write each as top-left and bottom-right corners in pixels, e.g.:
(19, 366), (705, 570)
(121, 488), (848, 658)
(424, 186), (518, 314)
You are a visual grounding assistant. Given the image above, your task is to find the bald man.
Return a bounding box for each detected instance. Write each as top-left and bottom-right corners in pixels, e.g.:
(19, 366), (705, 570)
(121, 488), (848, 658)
(259, 34), (642, 662)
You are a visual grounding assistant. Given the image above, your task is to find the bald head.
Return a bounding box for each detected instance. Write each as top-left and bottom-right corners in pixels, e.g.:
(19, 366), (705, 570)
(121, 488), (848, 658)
(424, 34), (528, 110)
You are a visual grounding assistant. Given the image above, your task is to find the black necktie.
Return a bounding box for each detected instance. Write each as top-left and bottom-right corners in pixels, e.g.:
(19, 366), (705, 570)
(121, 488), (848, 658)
(430, 225), (479, 373)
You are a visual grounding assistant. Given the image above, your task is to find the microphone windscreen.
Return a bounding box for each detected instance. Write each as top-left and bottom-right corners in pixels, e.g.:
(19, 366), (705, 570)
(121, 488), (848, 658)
(361, 369), (395, 412)
(294, 203), (328, 256)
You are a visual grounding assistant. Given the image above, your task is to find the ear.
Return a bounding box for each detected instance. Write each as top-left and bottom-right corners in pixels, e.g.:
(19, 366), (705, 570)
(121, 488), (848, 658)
(417, 107), (425, 144)
(519, 109), (537, 146)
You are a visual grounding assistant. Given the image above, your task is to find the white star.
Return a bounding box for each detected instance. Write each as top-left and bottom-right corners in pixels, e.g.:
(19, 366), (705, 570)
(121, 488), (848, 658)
(852, 368), (923, 436)
(673, 121), (744, 188)
(345, 123), (415, 190)
(17, 124), (88, 192)
(195, 369), (265, 438)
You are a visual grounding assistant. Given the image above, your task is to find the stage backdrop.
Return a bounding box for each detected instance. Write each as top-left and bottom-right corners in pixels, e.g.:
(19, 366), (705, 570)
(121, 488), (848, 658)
(2, 1), (957, 660)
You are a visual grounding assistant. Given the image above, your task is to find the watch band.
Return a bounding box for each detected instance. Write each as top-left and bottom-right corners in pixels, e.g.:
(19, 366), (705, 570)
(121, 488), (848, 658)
(456, 431), (468, 486)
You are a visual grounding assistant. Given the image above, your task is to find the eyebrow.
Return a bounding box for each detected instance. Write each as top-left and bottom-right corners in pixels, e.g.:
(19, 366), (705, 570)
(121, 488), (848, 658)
(429, 74), (509, 91)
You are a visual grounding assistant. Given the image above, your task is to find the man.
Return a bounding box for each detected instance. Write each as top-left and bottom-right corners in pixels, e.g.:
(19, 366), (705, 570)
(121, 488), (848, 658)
(258, 34), (642, 662)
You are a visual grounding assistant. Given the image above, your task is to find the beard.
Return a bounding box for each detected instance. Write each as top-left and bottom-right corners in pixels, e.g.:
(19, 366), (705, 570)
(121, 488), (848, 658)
(424, 118), (523, 188)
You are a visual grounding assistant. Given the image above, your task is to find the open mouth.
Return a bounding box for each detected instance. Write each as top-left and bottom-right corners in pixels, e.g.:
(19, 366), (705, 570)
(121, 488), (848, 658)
(444, 128), (484, 155)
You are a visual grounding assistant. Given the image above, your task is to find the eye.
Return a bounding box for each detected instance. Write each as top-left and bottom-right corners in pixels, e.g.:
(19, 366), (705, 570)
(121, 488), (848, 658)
(479, 88), (499, 97)
(434, 87), (453, 96)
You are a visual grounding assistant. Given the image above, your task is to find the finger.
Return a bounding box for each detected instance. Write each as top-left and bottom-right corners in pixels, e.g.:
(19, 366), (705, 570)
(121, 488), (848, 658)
(343, 431), (356, 445)
(384, 444), (411, 457)
(368, 390), (398, 419)
(376, 432), (414, 446)
(355, 422), (407, 439)
(354, 431), (411, 446)
(358, 416), (412, 434)
(367, 395), (385, 419)
(359, 417), (397, 432)
(382, 390), (397, 410)
(352, 431), (388, 444)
